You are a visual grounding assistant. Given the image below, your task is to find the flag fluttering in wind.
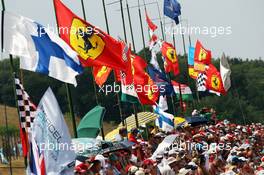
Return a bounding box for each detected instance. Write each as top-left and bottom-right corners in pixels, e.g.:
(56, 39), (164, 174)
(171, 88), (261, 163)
(158, 95), (168, 112)
(3, 11), (83, 86)
(220, 53), (231, 91)
(133, 55), (160, 105)
(188, 46), (199, 79)
(31, 88), (76, 174)
(148, 66), (174, 96)
(93, 66), (112, 87)
(164, 0), (181, 25)
(145, 11), (158, 32)
(54, 0), (127, 71)
(154, 106), (174, 132)
(206, 64), (226, 96)
(161, 41), (180, 75)
(171, 80), (193, 101)
(194, 40), (212, 73)
(196, 73), (207, 92)
(14, 76), (36, 158)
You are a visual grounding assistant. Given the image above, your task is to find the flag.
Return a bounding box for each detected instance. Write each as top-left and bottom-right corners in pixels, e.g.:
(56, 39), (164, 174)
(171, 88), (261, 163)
(154, 106), (174, 132)
(164, 0), (181, 25)
(188, 46), (198, 79)
(171, 80), (193, 101)
(31, 88), (76, 174)
(158, 95), (168, 112)
(29, 136), (46, 175)
(149, 34), (158, 50)
(121, 72), (139, 104)
(145, 11), (157, 32)
(196, 73), (207, 92)
(150, 49), (161, 71)
(220, 53), (231, 91)
(93, 66), (112, 87)
(194, 40), (211, 72)
(14, 76), (36, 157)
(147, 66), (174, 96)
(3, 11), (83, 86)
(205, 64), (226, 96)
(161, 41), (180, 75)
(54, 0), (127, 71)
(132, 55), (159, 105)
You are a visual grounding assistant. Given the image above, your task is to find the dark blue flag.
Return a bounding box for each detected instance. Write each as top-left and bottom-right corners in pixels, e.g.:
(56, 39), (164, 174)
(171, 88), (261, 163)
(164, 0), (181, 25)
(148, 66), (174, 96)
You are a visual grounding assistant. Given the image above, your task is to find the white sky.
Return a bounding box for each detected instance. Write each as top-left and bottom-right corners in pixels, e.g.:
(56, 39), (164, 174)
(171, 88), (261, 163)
(4, 0), (264, 60)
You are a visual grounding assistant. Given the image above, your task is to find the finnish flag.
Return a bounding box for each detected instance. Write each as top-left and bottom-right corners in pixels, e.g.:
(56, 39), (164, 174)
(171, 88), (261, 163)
(2, 11), (83, 86)
(153, 106), (174, 132)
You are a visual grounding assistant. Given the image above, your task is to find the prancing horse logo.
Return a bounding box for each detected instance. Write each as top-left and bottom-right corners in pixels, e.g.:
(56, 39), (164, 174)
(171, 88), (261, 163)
(70, 18), (105, 60)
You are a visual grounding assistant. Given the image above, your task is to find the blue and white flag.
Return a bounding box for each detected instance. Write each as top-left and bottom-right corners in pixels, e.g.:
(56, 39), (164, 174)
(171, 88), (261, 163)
(153, 106), (174, 132)
(164, 0), (181, 25)
(31, 88), (76, 175)
(2, 11), (83, 86)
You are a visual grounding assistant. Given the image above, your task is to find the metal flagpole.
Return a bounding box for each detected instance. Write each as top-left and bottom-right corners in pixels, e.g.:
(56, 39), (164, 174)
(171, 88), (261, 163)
(1, 0), (27, 169)
(125, 0), (136, 52)
(120, 0), (139, 127)
(102, 0), (125, 127)
(119, 0), (127, 43)
(137, 0), (147, 59)
(155, 0), (165, 40)
(172, 26), (184, 113)
(79, 1), (99, 105)
(4, 104), (13, 175)
(52, 0), (78, 138)
(142, 0), (150, 41)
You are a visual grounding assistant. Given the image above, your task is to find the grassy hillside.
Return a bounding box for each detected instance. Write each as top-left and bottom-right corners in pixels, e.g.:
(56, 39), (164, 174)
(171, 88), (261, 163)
(0, 105), (117, 137)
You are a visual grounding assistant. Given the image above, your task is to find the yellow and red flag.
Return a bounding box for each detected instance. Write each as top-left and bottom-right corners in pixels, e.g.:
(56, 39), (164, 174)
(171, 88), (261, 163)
(161, 41), (180, 75)
(53, 0), (127, 71)
(93, 66), (112, 87)
(194, 40), (212, 72)
(206, 64), (226, 95)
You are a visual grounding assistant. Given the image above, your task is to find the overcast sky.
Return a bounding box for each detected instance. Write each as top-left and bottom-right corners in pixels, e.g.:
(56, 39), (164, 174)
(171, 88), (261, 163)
(4, 0), (264, 60)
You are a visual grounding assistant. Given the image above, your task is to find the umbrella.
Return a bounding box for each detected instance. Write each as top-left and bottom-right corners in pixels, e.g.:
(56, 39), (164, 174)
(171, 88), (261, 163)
(174, 117), (186, 126)
(77, 106), (106, 138)
(185, 117), (209, 126)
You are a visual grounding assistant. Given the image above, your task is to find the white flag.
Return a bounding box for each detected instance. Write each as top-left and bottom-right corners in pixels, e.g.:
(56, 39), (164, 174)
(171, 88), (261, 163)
(32, 88), (76, 175)
(158, 95), (168, 111)
(220, 53), (231, 91)
(2, 11), (83, 86)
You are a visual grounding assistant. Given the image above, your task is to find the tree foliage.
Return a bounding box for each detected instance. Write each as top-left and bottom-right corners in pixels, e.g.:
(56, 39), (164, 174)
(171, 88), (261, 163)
(0, 55), (263, 124)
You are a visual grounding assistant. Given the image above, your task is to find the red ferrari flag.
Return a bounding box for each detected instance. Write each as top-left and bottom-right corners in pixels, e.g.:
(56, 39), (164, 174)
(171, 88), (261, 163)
(161, 41), (180, 75)
(53, 0), (127, 71)
(206, 64), (226, 95)
(131, 55), (159, 105)
(145, 11), (158, 32)
(93, 66), (112, 87)
(194, 40), (211, 72)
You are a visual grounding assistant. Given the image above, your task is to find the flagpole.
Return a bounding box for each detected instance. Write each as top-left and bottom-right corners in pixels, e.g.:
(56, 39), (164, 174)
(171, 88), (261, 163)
(119, 0), (127, 43)
(142, 0), (150, 41)
(102, 0), (125, 127)
(137, 0), (147, 58)
(52, 0), (78, 138)
(119, 0), (140, 127)
(125, 0), (136, 52)
(155, 0), (165, 40)
(172, 26), (184, 113)
(4, 104), (13, 175)
(1, 0), (28, 169)
(79, 1), (99, 106)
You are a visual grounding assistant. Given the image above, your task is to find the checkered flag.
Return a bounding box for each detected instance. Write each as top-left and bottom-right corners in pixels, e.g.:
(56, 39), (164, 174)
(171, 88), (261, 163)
(196, 73), (207, 92)
(15, 77), (36, 132)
